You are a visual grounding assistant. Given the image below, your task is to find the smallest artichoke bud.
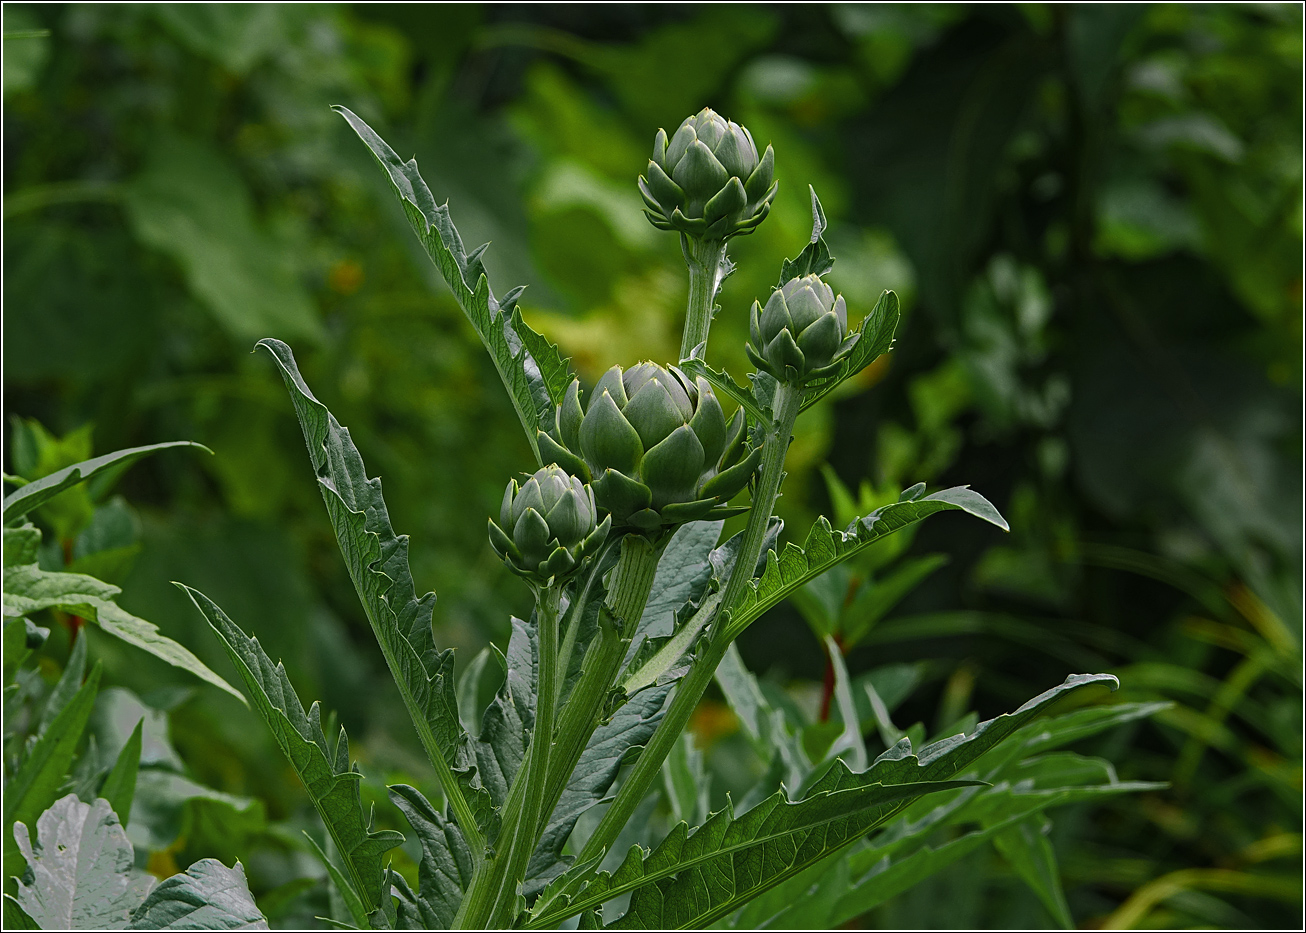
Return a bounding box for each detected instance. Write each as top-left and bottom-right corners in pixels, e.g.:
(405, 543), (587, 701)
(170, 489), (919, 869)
(746, 274), (860, 385)
(488, 465), (611, 586)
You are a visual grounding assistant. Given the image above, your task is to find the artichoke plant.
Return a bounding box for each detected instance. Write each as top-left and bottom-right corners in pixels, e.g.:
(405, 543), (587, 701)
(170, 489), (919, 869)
(639, 107), (777, 241)
(489, 465), (611, 584)
(746, 274), (859, 385)
(537, 362), (761, 533)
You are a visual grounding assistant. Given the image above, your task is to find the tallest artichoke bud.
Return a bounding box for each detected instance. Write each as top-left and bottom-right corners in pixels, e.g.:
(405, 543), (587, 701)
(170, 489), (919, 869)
(537, 363), (762, 534)
(639, 108), (777, 242)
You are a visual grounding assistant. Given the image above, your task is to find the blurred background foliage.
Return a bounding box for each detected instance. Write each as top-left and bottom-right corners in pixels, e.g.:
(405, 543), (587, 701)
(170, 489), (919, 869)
(3, 3), (1301, 928)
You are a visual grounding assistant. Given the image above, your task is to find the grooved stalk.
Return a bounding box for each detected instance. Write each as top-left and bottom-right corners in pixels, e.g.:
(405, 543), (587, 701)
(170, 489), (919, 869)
(680, 236), (729, 361)
(578, 383), (803, 863)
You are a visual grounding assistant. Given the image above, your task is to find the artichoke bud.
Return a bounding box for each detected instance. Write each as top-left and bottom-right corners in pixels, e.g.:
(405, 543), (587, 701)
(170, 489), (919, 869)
(488, 465), (610, 585)
(639, 108), (777, 242)
(537, 363), (762, 533)
(745, 274), (860, 385)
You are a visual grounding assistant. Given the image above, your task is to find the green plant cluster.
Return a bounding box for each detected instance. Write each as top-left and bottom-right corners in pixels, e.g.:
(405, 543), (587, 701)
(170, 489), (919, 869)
(4, 4), (1300, 930)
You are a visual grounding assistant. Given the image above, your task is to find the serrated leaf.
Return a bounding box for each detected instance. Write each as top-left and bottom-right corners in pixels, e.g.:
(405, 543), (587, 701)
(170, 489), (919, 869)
(255, 338), (494, 846)
(2, 442), (210, 525)
(474, 615), (537, 812)
(777, 186), (833, 285)
(127, 859), (267, 930)
(3, 525), (242, 703)
(334, 106), (573, 461)
(388, 784), (475, 929)
(725, 487), (1008, 639)
(4, 663), (101, 880)
(179, 585), (404, 910)
(529, 673), (1118, 928)
(800, 289), (901, 412)
(13, 794), (155, 930)
(678, 359), (773, 429)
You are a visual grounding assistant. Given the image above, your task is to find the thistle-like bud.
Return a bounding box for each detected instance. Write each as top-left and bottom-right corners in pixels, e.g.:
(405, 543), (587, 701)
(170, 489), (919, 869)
(536, 363), (762, 534)
(746, 274), (859, 385)
(639, 108), (777, 242)
(489, 465), (611, 585)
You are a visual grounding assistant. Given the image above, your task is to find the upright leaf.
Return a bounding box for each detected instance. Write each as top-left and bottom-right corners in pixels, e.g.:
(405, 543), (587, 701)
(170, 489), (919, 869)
(179, 585), (404, 910)
(127, 859), (268, 931)
(2, 442), (209, 525)
(334, 106), (573, 460)
(474, 616), (537, 812)
(777, 186), (834, 285)
(99, 719), (143, 828)
(256, 338), (493, 845)
(991, 813), (1073, 928)
(799, 289), (901, 412)
(13, 795), (155, 930)
(725, 487), (1008, 639)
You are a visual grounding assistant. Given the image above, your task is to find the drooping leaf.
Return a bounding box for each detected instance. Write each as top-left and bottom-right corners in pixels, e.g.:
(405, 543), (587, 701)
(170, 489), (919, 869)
(13, 795), (155, 930)
(3, 525), (242, 702)
(777, 186), (834, 285)
(800, 289), (901, 412)
(179, 585), (404, 911)
(724, 487), (1008, 639)
(389, 784), (475, 930)
(127, 859), (268, 931)
(334, 106), (573, 461)
(99, 718), (143, 828)
(528, 673), (1118, 928)
(4, 663), (101, 880)
(1, 442), (210, 525)
(255, 338), (493, 845)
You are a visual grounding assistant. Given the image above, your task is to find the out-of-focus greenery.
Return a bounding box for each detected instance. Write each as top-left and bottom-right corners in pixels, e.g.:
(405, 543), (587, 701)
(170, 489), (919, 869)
(3, 3), (1300, 928)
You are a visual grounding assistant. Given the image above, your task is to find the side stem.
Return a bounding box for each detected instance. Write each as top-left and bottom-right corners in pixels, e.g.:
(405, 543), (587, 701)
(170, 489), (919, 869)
(679, 236), (729, 361)
(577, 383), (803, 863)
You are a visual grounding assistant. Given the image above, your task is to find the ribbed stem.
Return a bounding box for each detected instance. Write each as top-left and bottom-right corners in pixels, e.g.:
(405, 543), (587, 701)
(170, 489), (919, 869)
(680, 236), (729, 361)
(577, 383), (803, 863)
(455, 585), (561, 929)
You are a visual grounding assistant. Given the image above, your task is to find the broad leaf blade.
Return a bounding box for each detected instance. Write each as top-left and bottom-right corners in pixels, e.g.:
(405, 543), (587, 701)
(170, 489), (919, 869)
(2, 442), (210, 525)
(256, 337), (493, 844)
(726, 487), (1008, 638)
(388, 784), (475, 929)
(13, 794), (154, 929)
(3, 525), (242, 703)
(179, 585), (404, 910)
(334, 106), (572, 460)
(128, 859), (268, 930)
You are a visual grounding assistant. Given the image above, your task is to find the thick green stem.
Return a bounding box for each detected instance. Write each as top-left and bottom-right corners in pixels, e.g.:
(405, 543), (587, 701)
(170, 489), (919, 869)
(679, 236), (729, 361)
(456, 586), (562, 929)
(577, 383), (803, 863)
(541, 535), (663, 828)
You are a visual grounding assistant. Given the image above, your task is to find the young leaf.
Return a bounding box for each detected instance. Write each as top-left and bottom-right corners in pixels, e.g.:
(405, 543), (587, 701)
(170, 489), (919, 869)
(2, 441), (210, 525)
(99, 718), (143, 828)
(388, 784), (475, 929)
(725, 487), (1009, 639)
(528, 673), (1118, 928)
(127, 859), (268, 931)
(4, 663), (101, 879)
(178, 584), (404, 911)
(3, 525), (242, 702)
(777, 186), (834, 285)
(13, 795), (155, 930)
(256, 338), (493, 846)
(677, 359), (773, 430)
(990, 813), (1073, 928)
(334, 106), (573, 461)
(800, 289), (901, 413)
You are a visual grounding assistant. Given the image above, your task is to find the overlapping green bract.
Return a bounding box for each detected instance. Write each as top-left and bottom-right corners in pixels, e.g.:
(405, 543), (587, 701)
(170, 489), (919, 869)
(640, 108), (777, 241)
(747, 274), (859, 385)
(334, 106), (573, 463)
(725, 486), (1009, 639)
(180, 585), (403, 911)
(256, 337), (495, 842)
(489, 466), (610, 584)
(528, 673), (1119, 929)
